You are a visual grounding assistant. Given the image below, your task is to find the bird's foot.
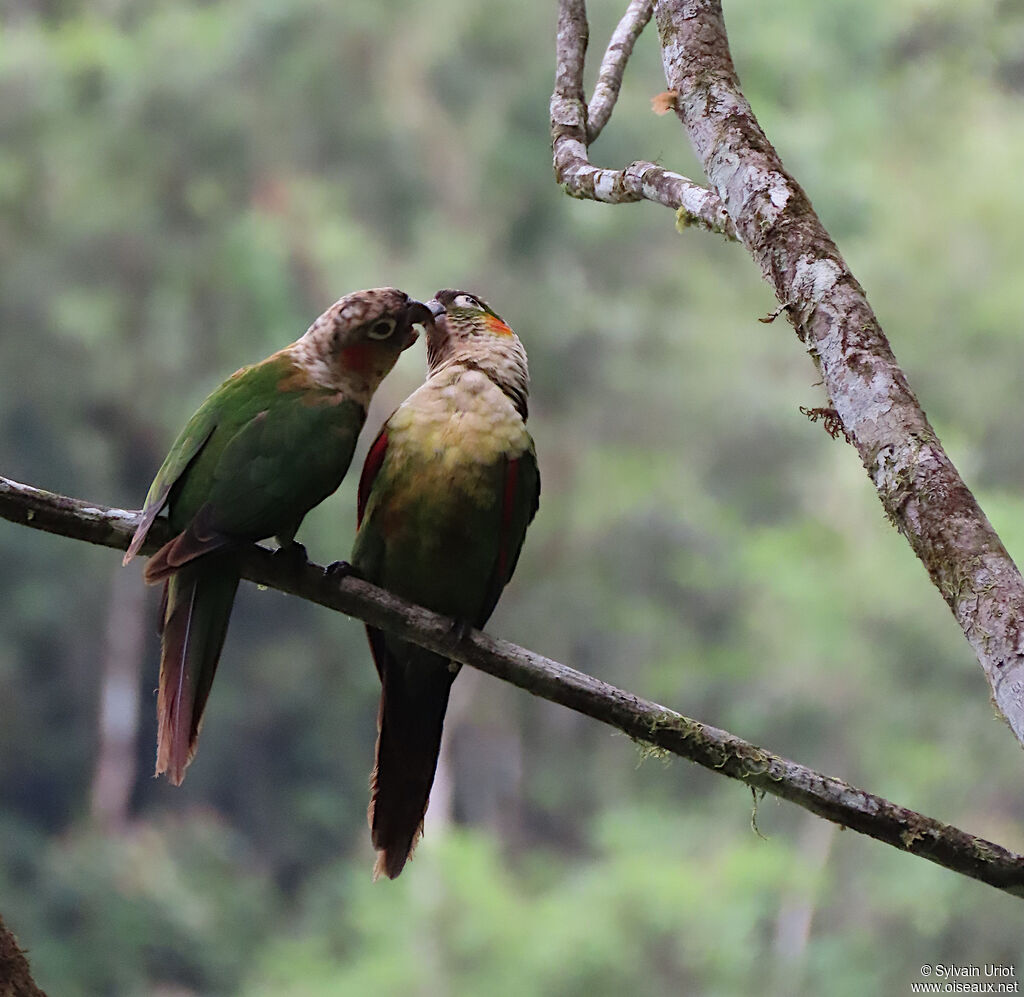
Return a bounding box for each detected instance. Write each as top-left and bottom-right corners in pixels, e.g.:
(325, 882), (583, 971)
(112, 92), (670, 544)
(325, 560), (361, 581)
(449, 618), (472, 644)
(273, 541), (308, 573)
(446, 619), (471, 674)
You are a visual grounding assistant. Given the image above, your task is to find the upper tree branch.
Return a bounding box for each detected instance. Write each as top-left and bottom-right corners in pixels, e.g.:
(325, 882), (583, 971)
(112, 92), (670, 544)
(552, 0), (1024, 751)
(655, 0), (1024, 748)
(587, 0), (653, 142)
(3, 474), (1024, 898)
(551, 0), (735, 235)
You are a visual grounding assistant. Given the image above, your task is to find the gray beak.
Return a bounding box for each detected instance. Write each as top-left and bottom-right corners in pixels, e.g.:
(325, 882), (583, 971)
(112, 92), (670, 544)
(405, 299), (441, 327)
(426, 298), (446, 319)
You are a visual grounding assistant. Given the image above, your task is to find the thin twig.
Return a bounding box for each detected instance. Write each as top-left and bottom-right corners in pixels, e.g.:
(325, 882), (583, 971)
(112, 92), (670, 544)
(587, 0), (654, 143)
(3, 474), (1024, 898)
(551, 0), (735, 236)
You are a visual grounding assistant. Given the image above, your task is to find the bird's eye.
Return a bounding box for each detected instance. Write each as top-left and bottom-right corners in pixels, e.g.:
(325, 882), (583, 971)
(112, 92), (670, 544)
(453, 293), (482, 310)
(367, 318), (397, 340)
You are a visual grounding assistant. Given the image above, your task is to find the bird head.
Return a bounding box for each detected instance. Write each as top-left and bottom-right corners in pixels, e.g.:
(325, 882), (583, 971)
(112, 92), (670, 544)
(299, 287), (441, 397)
(424, 289), (530, 418)
(424, 289), (518, 364)
(324, 287), (436, 354)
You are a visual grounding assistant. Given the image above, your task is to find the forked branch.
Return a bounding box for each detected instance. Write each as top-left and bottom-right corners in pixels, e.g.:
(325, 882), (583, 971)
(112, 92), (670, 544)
(551, 0), (1024, 752)
(551, 0), (734, 234)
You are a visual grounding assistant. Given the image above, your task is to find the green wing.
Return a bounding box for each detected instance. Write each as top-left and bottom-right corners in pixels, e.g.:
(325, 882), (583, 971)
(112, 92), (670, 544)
(128, 355), (365, 566)
(123, 396), (221, 563)
(189, 390), (365, 539)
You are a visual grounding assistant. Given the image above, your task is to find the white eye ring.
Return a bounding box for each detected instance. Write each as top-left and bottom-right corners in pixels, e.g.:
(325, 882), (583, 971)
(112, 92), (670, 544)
(367, 317), (397, 339)
(453, 293), (482, 310)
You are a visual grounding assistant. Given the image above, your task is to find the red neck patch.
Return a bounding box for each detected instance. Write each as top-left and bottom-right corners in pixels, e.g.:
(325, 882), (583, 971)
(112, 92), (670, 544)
(340, 342), (378, 374)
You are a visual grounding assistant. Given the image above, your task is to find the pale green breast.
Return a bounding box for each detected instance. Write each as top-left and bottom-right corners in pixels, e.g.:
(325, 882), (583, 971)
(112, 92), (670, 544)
(354, 365), (532, 619)
(387, 367), (531, 480)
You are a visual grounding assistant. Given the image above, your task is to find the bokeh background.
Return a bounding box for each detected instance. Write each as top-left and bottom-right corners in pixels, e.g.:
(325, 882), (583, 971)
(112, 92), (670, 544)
(3, 0), (1024, 993)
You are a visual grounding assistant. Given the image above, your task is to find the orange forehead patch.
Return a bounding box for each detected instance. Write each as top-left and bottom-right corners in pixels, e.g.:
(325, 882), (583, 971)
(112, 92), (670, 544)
(483, 314), (513, 337)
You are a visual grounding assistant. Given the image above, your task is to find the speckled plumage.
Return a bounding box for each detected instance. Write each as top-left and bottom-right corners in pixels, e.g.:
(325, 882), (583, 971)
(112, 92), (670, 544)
(125, 287), (430, 785)
(352, 289), (540, 879)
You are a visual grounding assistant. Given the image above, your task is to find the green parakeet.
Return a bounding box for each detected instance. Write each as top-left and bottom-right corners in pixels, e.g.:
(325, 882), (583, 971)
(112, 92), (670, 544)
(124, 287), (435, 785)
(351, 289), (540, 879)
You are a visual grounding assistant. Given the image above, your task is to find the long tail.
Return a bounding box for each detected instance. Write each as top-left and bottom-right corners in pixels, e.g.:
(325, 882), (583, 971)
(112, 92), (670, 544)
(366, 626), (455, 879)
(156, 554), (240, 785)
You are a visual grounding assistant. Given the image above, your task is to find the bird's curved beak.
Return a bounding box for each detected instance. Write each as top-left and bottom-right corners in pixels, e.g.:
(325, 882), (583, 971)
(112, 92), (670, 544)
(401, 299), (440, 350)
(405, 299), (445, 326)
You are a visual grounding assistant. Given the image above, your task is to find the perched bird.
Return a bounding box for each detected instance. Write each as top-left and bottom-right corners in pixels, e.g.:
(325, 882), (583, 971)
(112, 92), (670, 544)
(124, 287), (435, 785)
(351, 289), (540, 879)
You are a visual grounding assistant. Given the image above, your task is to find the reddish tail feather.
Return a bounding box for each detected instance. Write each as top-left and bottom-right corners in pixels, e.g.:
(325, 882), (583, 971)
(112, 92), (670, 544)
(156, 555), (239, 784)
(144, 506), (228, 584)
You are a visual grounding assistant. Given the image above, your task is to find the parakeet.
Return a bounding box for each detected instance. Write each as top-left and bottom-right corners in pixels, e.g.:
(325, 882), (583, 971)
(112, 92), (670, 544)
(124, 287), (435, 785)
(351, 288), (540, 879)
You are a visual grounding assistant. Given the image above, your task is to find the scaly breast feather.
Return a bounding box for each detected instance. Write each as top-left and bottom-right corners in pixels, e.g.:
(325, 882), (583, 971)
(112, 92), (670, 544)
(385, 370), (530, 500)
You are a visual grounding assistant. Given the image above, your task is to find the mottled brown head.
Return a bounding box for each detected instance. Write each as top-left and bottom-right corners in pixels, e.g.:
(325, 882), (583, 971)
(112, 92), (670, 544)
(425, 289), (530, 419)
(297, 287), (437, 400)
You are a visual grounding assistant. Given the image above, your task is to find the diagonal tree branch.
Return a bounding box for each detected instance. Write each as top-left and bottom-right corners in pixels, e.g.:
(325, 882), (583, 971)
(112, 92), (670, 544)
(552, 0), (1024, 753)
(3, 474), (1024, 898)
(551, 0), (735, 234)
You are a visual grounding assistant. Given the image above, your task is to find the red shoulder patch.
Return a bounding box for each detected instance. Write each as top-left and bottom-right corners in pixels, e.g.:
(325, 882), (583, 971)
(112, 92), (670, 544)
(496, 457), (521, 583)
(357, 430), (389, 526)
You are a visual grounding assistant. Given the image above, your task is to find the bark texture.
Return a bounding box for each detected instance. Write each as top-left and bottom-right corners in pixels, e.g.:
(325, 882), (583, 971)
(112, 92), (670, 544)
(2, 474), (1023, 898)
(551, 0), (1024, 750)
(0, 915), (46, 997)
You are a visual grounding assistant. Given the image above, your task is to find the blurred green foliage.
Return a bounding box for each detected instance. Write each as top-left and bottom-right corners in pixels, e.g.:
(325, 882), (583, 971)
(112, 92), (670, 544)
(2, 0), (1024, 992)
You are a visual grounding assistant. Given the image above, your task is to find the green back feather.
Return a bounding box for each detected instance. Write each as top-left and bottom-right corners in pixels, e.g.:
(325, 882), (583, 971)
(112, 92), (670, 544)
(147, 352), (366, 542)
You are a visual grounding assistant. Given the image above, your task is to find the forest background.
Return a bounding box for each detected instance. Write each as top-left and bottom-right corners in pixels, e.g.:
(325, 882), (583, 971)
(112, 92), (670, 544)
(2, 0), (1024, 993)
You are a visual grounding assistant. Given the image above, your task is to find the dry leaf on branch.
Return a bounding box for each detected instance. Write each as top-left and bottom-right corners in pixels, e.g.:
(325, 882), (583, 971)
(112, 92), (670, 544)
(651, 90), (679, 115)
